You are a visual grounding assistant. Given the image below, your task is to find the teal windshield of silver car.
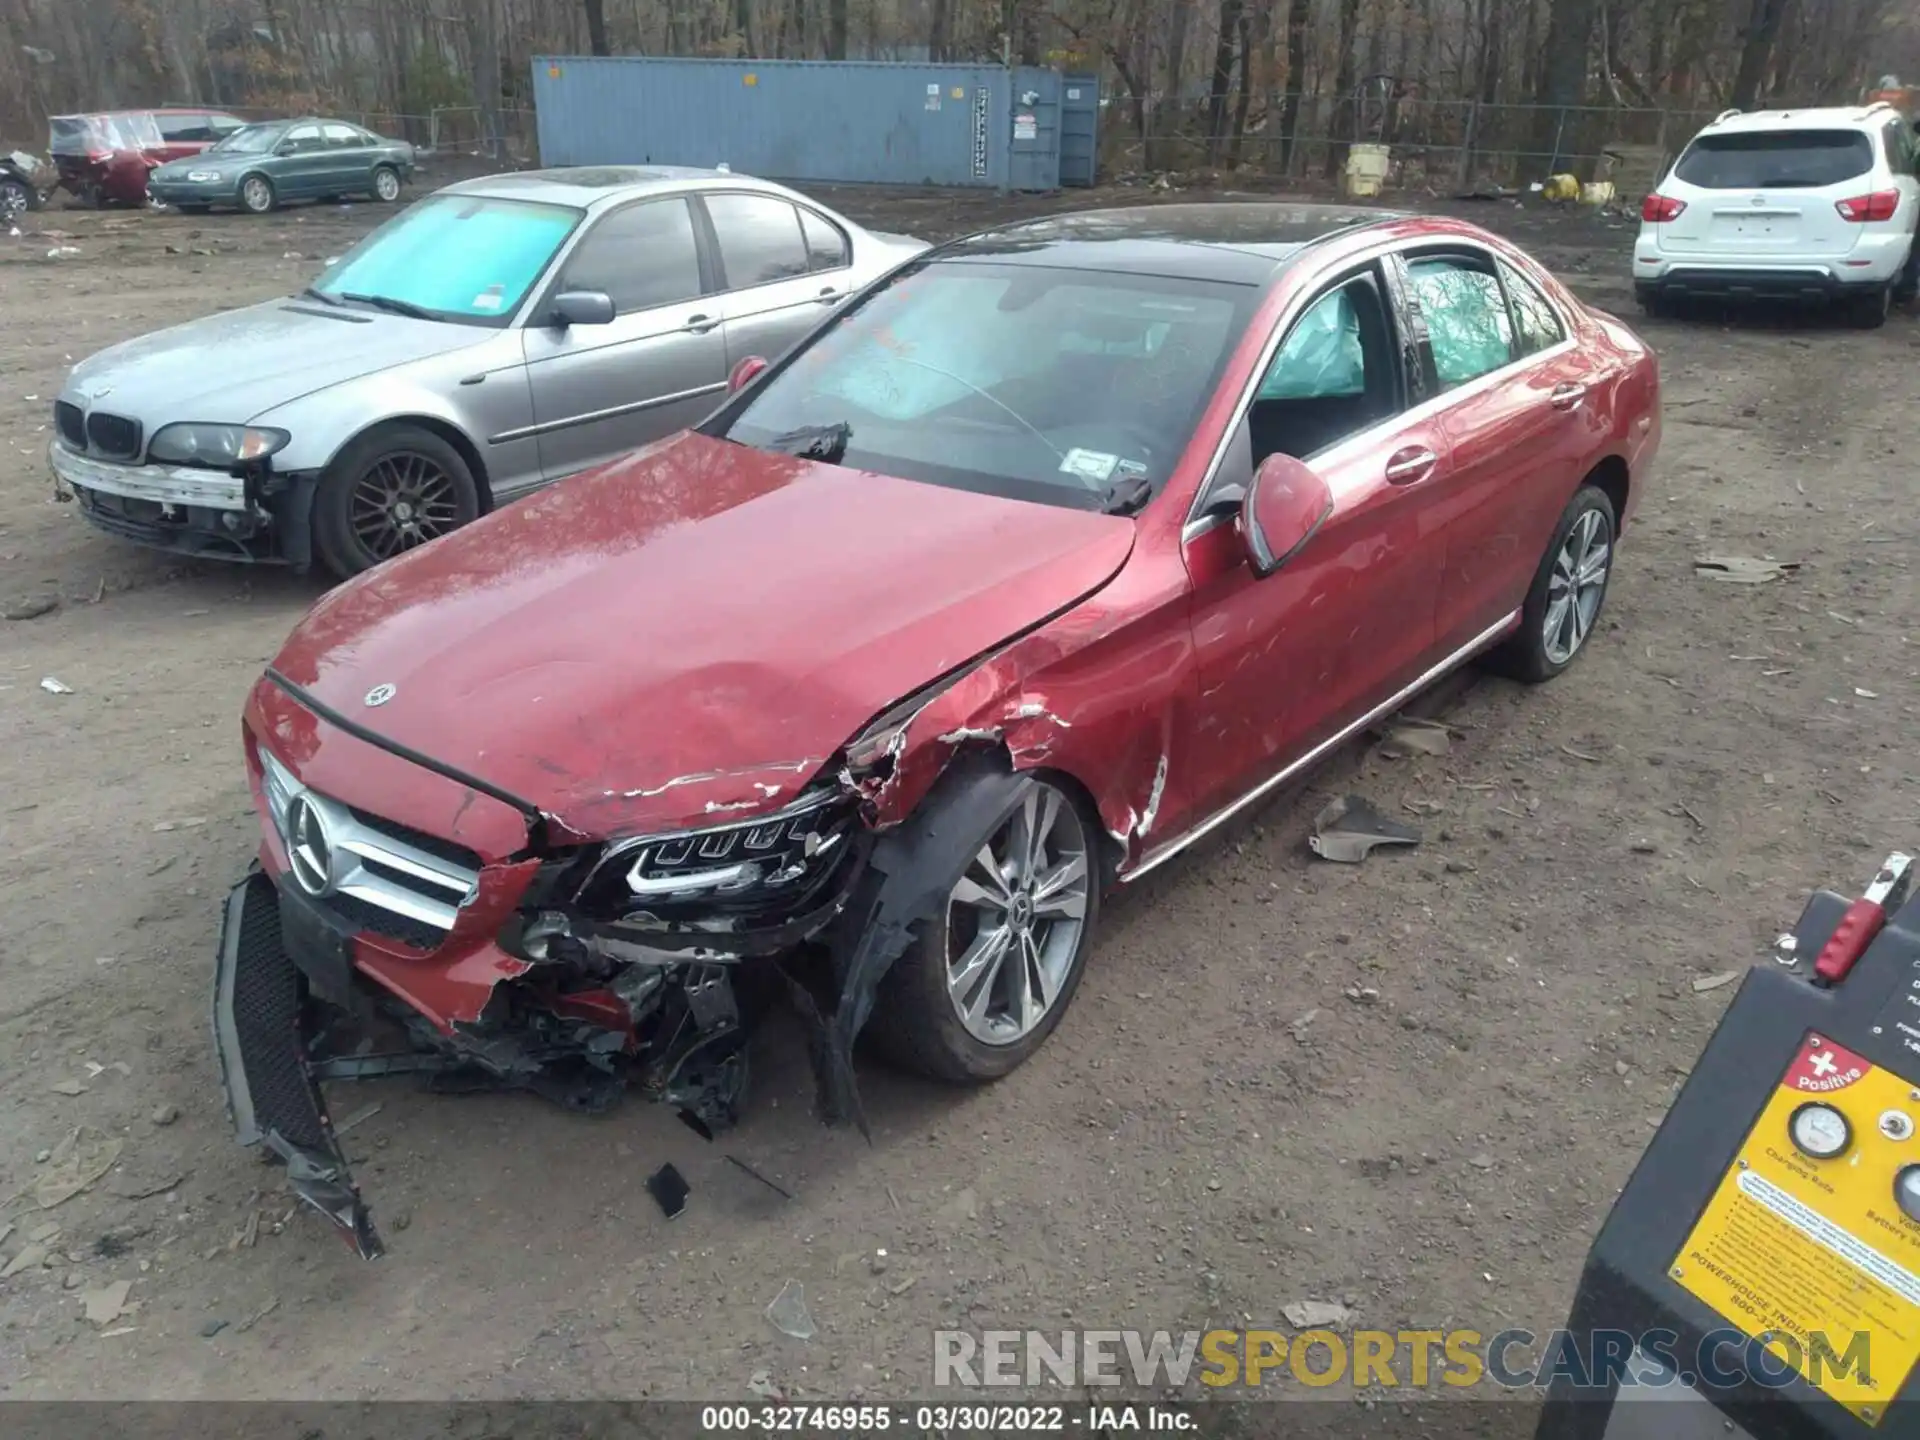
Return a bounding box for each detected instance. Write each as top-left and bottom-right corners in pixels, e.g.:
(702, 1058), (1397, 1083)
(303, 193), (582, 327)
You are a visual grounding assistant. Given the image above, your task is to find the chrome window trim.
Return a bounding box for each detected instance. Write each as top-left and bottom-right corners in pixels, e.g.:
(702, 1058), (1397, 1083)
(1180, 237), (1577, 544)
(1121, 608), (1519, 881)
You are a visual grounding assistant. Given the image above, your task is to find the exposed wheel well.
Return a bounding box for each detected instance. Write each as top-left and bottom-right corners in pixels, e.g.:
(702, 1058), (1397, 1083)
(341, 416), (493, 510)
(936, 741), (1121, 890)
(1587, 455), (1630, 532)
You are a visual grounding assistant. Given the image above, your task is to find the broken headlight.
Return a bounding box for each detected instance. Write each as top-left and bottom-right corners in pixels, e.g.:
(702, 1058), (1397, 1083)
(575, 789), (862, 925)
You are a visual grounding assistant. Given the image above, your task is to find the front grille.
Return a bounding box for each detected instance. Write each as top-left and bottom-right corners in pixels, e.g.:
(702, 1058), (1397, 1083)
(85, 411), (141, 460)
(258, 747), (482, 950)
(53, 401), (83, 448)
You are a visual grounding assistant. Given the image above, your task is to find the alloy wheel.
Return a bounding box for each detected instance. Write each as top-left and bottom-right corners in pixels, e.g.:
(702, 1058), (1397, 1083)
(945, 782), (1090, 1045)
(373, 168), (400, 201)
(1542, 507), (1611, 665)
(0, 180), (27, 225)
(242, 177), (272, 212)
(349, 452), (460, 559)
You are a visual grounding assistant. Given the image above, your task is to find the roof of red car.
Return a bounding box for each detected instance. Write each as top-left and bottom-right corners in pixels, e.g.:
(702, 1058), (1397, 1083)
(940, 202), (1406, 284)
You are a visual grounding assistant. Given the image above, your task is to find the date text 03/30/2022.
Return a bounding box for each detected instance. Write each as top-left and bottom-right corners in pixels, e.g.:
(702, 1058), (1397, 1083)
(699, 1405), (1195, 1432)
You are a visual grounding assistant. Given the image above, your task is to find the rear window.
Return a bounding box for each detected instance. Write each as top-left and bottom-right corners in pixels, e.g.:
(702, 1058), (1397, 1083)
(49, 117), (99, 154)
(1673, 130), (1874, 190)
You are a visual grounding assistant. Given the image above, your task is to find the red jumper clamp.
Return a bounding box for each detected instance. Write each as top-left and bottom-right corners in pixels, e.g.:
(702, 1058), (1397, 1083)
(1810, 851), (1916, 986)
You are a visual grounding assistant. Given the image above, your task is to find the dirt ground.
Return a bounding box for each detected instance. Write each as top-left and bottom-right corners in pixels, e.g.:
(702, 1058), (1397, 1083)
(0, 172), (1915, 1407)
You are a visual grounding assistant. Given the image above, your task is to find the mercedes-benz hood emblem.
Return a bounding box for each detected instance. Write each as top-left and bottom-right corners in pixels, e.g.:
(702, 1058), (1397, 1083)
(364, 683), (397, 707)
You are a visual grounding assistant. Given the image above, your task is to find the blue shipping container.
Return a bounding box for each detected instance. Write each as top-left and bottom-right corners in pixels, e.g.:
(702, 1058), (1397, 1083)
(530, 56), (1096, 190)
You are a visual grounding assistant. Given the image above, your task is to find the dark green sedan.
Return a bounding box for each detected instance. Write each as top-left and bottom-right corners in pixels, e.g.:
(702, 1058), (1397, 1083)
(148, 118), (416, 215)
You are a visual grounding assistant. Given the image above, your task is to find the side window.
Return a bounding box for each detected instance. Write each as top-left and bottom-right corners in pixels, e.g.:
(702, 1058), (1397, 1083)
(799, 208), (850, 272)
(1248, 271), (1402, 464)
(1405, 256), (1514, 389)
(705, 193), (811, 288)
(210, 115), (245, 138)
(323, 123), (363, 149)
(1498, 261), (1566, 356)
(284, 124), (325, 154)
(157, 113), (211, 143)
(557, 198), (703, 315)
(1886, 120), (1915, 175)
(1258, 289), (1367, 401)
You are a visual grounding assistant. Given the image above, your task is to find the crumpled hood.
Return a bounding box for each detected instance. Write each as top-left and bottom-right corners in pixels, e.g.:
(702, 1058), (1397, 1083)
(270, 432), (1136, 839)
(62, 300), (484, 425)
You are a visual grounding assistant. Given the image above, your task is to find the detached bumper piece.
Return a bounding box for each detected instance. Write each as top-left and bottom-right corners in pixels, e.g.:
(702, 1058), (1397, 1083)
(212, 874), (384, 1260)
(1536, 852), (1920, 1440)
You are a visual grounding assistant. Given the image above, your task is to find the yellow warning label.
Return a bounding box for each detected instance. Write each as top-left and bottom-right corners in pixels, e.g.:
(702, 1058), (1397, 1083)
(1675, 1032), (1920, 1424)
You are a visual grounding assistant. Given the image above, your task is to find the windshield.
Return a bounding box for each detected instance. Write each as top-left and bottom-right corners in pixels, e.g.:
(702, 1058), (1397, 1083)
(308, 193), (583, 326)
(211, 123), (283, 155)
(718, 260), (1255, 510)
(1674, 130), (1874, 189)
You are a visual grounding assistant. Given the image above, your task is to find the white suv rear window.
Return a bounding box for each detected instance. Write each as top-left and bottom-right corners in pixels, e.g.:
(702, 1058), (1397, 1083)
(1673, 131), (1874, 190)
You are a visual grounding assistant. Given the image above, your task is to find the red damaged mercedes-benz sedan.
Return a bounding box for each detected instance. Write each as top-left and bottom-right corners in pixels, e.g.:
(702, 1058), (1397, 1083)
(215, 204), (1659, 1255)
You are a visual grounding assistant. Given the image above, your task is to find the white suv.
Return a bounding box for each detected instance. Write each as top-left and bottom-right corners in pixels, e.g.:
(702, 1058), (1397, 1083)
(1634, 103), (1920, 327)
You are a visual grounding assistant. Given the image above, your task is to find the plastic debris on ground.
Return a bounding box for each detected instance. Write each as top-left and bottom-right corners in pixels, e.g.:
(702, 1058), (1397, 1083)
(1308, 795), (1422, 863)
(645, 1163), (690, 1220)
(39, 677), (74, 694)
(32, 1127), (123, 1209)
(1694, 555), (1800, 584)
(765, 1279), (816, 1340)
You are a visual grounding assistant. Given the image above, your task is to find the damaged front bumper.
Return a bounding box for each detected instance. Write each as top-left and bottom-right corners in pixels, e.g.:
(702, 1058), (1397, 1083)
(52, 442), (323, 569)
(212, 872), (384, 1259)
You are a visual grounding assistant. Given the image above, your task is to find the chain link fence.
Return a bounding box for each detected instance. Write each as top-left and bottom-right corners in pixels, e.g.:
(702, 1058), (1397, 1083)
(1104, 96), (1724, 192)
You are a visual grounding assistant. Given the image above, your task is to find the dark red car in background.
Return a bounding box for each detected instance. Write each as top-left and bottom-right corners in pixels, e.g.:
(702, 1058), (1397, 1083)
(49, 107), (246, 205)
(210, 205), (1660, 1257)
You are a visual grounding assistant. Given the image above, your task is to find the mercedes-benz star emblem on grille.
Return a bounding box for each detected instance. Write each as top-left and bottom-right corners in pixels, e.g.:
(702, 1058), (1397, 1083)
(285, 794), (335, 897)
(364, 683), (397, 707)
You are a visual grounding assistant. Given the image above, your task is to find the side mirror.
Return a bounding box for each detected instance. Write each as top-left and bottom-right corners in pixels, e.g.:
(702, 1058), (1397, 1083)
(550, 290), (615, 327)
(728, 354), (769, 393)
(1241, 454), (1334, 578)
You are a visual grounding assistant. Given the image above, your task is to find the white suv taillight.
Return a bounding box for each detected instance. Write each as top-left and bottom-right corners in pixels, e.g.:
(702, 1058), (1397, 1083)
(1835, 190), (1900, 222)
(1641, 194), (1686, 222)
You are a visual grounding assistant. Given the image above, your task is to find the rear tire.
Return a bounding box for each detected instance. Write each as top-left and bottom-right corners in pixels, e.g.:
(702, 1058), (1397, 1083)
(312, 424), (481, 579)
(1483, 484), (1618, 685)
(867, 774), (1100, 1084)
(1894, 246), (1920, 304)
(1844, 284), (1891, 329)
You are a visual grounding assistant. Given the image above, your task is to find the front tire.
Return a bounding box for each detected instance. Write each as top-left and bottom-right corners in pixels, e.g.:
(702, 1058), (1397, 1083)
(371, 165), (401, 203)
(1484, 484), (1617, 684)
(0, 178), (29, 225)
(239, 174), (276, 215)
(868, 774), (1099, 1083)
(312, 424), (480, 579)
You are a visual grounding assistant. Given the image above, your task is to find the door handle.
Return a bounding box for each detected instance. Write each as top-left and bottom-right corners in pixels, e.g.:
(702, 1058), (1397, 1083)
(1384, 446), (1438, 485)
(815, 286), (840, 305)
(1550, 381), (1587, 410)
(681, 314), (719, 334)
